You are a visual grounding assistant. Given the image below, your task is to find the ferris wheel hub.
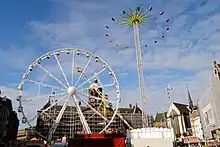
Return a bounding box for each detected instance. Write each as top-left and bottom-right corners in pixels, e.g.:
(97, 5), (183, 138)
(67, 86), (76, 95)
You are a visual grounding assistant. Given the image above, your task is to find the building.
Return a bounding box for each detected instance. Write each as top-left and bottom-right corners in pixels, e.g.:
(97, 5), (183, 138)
(186, 88), (204, 140)
(0, 94), (19, 145)
(198, 61), (220, 140)
(148, 115), (154, 127)
(190, 108), (203, 140)
(34, 80), (143, 140)
(17, 127), (36, 140)
(167, 102), (191, 138)
(0, 97), (9, 144)
(154, 112), (168, 128)
(35, 103), (143, 140)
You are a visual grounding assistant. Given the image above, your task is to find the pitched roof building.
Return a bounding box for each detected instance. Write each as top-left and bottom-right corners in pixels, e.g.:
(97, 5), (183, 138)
(167, 102), (191, 138)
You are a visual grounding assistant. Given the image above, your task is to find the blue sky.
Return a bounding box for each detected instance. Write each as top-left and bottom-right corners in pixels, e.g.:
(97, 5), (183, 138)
(1, 0), (220, 121)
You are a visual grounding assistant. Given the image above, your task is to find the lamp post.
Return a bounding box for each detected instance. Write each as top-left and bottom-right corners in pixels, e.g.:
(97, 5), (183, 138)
(167, 85), (176, 145)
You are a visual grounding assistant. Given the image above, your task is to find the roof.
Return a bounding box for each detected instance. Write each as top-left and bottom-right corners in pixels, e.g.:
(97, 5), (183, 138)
(39, 102), (142, 114)
(173, 102), (190, 113)
(118, 106), (142, 114)
(40, 104), (88, 112)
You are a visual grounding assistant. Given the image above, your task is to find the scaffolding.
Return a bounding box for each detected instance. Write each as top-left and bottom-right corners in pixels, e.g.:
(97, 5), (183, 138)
(35, 81), (142, 140)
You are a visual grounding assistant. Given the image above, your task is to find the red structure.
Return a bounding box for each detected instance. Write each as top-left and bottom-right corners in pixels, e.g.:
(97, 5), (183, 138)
(68, 134), (126, 147)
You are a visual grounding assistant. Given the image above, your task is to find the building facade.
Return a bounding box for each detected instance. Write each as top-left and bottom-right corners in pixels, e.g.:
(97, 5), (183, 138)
(35, 103), (143, 140)
(167, 102), (191, 138)
(0, 95), (19, 145)
(198, 61), (220, 140)
(190, 109), (203, 140)
(34, 80), (143, 140)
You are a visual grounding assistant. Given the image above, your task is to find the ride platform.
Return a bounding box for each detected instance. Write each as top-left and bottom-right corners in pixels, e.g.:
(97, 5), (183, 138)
(68, 133), (126, 147)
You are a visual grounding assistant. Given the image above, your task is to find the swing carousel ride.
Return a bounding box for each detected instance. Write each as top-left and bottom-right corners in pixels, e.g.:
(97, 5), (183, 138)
(103, 5), (217, 129)
(103, 6), (172, 128)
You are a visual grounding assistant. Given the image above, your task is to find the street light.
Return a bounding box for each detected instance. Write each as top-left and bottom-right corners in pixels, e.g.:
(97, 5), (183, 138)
(166, 85), (177, 145)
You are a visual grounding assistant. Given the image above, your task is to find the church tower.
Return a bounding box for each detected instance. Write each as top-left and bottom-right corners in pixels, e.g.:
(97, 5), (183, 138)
(187, 87), (194, 111)
(88, 78), (102, 107)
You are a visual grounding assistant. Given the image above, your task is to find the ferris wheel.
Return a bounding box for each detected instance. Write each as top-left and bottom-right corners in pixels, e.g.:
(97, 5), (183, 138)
(16, 48), (121, 140)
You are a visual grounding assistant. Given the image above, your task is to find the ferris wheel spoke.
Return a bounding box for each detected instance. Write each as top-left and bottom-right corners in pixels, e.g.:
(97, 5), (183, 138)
(25, 79), (66, 91)
(76, 90), (102, 101)
(27, 94), (68, 123)
(76, 67), (107, 89)
(21, 92), (66, 103)
(36, 63), (68, 89)
(43, 94), (68, 112)
(74, 55), (93, 87)
(28, 115), (38, 123)
(48, 94), (71, 140)
(78, 87), (116, 108)
(29, 111), (54, 124)
(80, 83), (114, 91)
(71, 50), (75, 86)
(75, 94), (109, 122)
(54, 54), (70, 87)
(103, 83), (115, 88)
(72, 95), (91, 134)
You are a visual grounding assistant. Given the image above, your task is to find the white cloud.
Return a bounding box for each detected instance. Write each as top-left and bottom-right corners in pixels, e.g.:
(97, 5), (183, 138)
(1, 0), (220, 119)
(0, 46), (38, 69)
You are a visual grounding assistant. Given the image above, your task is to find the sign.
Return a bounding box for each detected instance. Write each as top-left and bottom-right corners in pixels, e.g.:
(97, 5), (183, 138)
(207, 140), (220, 146)
(17, 129), (27, 136)
(183, 137), (199, 143)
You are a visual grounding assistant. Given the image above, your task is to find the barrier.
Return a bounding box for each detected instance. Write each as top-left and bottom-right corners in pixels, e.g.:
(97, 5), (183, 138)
(68, 134), (126, 147)
(128, 127), (174, 139)
(127, 128), (174, 147)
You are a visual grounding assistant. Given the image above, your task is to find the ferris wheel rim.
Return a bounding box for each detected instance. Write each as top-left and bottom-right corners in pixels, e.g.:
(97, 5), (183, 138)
(17, 47), (121, 139)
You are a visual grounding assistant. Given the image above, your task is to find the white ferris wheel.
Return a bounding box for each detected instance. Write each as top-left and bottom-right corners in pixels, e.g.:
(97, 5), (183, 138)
(16, 48), (121, 140)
